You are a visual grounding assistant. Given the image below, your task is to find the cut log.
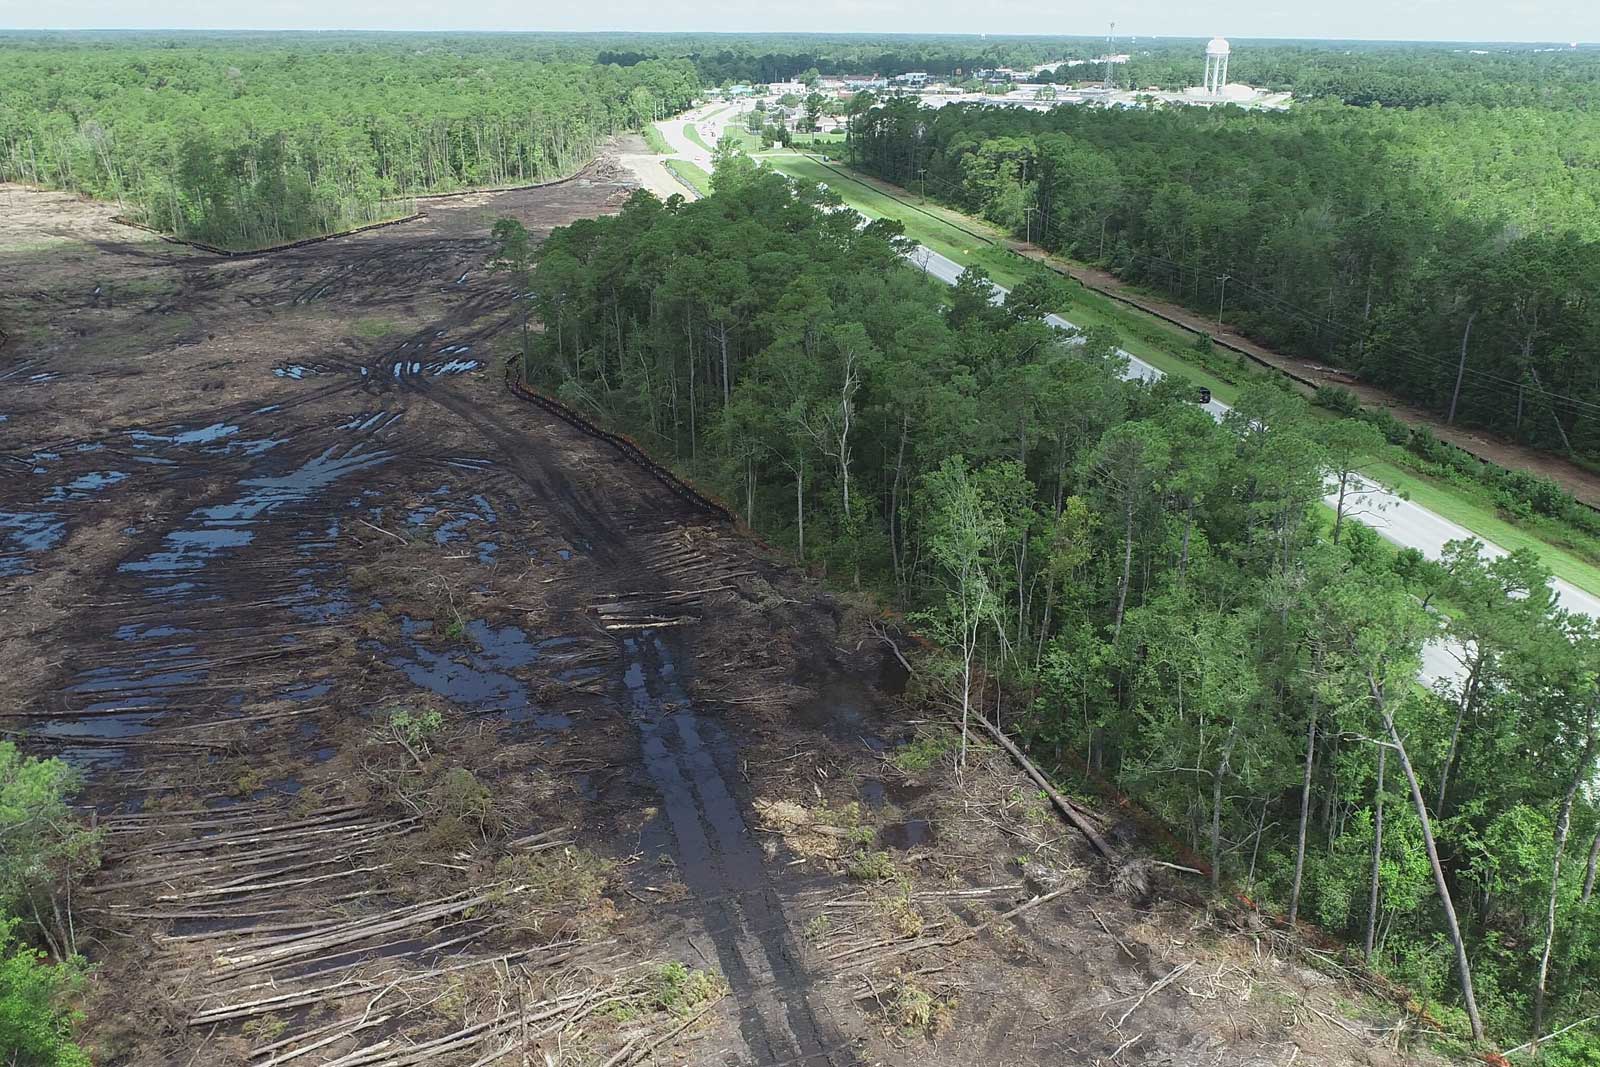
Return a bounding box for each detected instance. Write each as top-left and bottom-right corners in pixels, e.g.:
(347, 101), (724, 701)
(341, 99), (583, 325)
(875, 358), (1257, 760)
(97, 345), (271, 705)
(972, 717), (1115, 861)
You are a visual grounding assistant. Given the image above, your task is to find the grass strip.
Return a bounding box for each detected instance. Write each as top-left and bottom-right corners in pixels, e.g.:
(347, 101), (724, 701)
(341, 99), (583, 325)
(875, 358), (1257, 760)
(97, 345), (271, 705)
(641, 125), (672, 155)
(683, 123), (713, 152)
(664, 159), (713, 197)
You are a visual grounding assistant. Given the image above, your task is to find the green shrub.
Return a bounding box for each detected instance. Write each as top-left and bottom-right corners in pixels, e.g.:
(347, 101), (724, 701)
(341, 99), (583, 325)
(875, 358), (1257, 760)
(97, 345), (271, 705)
(0, 919), (90, 1067)
(891, 731), (952, 773)
(647, 962), (722, 1016)
(847, 849), (897, 882)
(0, 744), (101, 957)
(1526, 1032), (1600, 1067)
(1314, 385), (1362, 416)
(1498, 468), (1571, 518)
(431, 768), (494, 835)
(1355, 406), (1412, 446)
(385, 708), (443, 750)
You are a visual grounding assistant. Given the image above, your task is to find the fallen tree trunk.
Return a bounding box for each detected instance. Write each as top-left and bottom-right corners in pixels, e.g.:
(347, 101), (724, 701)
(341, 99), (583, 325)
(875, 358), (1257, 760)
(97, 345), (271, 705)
(972, 715), (1115, 861)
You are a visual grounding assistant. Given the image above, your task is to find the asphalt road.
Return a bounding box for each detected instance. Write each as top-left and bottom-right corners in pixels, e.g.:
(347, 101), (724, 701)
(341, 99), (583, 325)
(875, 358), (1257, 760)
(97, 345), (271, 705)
(909, 244), (1599, 685)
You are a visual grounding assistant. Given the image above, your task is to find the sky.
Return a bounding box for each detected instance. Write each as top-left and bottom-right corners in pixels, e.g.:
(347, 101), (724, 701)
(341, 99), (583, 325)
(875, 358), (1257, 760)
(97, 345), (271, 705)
(1, 0), (1594, 45)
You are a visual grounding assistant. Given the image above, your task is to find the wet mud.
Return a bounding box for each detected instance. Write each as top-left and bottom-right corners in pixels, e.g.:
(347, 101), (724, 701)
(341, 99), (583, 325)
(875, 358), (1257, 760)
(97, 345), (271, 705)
(0, 173), (1422, 1067)
(0, 174), (869, 1066)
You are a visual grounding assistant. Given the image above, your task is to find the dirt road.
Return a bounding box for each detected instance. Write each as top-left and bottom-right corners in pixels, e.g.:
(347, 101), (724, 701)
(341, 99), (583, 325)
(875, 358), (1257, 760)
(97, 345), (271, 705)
(1015, 247), (1600, 508)
(0, 173), (1441, 1067)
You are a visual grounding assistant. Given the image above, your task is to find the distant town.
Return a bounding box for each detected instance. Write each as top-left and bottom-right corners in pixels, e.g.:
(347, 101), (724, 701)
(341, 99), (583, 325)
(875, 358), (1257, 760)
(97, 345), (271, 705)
(712, 37), (1291, 130)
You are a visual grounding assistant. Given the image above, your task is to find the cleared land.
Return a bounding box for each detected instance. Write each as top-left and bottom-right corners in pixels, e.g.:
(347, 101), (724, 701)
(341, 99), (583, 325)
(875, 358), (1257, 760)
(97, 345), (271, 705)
(1, 159), (1452, 1067)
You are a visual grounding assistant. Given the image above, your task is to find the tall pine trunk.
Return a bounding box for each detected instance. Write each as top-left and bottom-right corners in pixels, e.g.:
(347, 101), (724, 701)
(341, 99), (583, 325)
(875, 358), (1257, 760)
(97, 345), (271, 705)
(1211, 722), (1240, 892)
(1288, 712), (1317, 925)
(1437, 653), (1483, 812)
(1375, 677), (1483, 1040)
(1364, 744), (1386, 959)
(1584, 827), (1600, 905)
(1532, 710), (1598, 1049)
(1113, 498), (1134, 639)
(1446, 310), (1476, 425)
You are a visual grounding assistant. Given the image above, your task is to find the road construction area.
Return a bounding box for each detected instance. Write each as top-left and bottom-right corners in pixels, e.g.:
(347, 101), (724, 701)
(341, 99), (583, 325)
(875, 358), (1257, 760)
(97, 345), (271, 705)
(0, 163), (1445, 1067)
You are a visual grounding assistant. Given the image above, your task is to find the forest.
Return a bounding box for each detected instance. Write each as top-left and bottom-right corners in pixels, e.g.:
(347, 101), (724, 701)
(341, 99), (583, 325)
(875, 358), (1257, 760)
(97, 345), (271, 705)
(4, 32), (1594, 248)
(846, 93), (1600, 458)
(0, 36), (698, 248)
(511, 159), (1600, 1059)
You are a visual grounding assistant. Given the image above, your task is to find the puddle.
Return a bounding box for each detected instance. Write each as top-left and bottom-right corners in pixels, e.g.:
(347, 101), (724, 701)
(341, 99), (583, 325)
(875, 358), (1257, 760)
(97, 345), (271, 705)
(0, 510), (66, 575)
(129, 422), (239, 446)
(45, 470), (128, 502)
(343, 411), (403, 433)
(114, 623), (195, 641)
(427, 358), (481, 375)
(878, 819), (934, 850)
(405, 491), (496, 546)
(382, 619), (571, 729)
(250, 776), (304, 801)
(275, 364), (326, 379)
(877, 648), (910, 696)
(0, 359), (47, 382)
(126, 422), (282, 457)
(384, 347), (481, 381)
(43, 641), (220, 761)
(120, 444), (393, 581)
(794, 679), (885, 748)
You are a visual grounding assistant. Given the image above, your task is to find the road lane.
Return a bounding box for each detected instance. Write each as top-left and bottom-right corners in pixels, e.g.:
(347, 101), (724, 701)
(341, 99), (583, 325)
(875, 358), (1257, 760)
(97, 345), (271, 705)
(905, 243), (1598, 686)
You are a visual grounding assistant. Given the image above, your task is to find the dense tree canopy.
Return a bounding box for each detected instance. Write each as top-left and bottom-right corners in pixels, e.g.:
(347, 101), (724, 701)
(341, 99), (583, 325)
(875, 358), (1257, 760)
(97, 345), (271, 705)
(849, 96), (1600, 457)
(0, 37), (698, 248)
(517, 161), (1600, 1052)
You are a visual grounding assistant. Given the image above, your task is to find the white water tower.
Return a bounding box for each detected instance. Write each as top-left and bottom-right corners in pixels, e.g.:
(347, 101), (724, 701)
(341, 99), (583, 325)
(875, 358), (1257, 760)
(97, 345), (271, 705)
(1204, 36), (1230, 96)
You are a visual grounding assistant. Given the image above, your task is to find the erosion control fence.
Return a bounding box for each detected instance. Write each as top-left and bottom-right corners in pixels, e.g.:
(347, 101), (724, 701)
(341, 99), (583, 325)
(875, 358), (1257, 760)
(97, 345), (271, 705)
(110, 212), (426, 258)
(502, 366), (734, 523)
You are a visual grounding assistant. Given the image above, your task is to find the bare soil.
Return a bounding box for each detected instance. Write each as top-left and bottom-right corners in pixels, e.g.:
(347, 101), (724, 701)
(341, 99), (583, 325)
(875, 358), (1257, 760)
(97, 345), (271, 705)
(1, 171), (1453, 1067)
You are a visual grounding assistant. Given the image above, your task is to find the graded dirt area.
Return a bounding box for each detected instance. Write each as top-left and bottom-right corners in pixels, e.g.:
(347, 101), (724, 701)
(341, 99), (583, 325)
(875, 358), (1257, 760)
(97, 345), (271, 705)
(1, 170), (1449, 1067)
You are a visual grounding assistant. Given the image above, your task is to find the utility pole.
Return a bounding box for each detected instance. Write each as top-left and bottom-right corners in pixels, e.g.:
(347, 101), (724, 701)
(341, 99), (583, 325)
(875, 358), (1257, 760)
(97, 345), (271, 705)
(918, 166), (927, 204)
(1023, 205), (1036, 245)
(1217, 273), (1230, 327)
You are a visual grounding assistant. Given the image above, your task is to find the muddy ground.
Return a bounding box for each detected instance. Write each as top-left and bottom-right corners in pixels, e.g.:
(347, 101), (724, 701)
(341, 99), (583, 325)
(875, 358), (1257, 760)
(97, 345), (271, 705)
(1, 167), (1451, 1067)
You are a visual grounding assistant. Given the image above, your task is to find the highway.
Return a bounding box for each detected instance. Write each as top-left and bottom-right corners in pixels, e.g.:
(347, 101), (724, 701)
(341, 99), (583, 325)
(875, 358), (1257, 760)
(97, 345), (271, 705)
(909, 243), (1599, 684)
(635, 120), (1594, 686)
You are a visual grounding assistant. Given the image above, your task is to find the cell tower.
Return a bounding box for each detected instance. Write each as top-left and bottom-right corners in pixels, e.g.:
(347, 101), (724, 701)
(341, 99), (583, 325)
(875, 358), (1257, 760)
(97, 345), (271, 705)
(1103, 22), (1116, 89)
(1204, 37), (1230, 96)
